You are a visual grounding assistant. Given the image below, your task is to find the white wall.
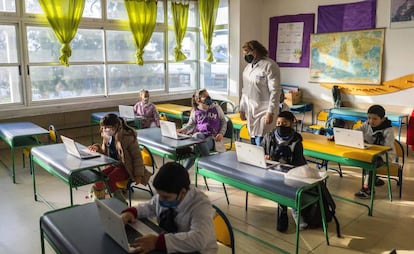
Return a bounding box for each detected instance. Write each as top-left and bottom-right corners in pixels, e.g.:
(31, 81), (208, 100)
(230, 0), (414, 115)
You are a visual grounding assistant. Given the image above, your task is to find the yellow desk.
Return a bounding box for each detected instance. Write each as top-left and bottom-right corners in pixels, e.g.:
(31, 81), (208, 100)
(301, 132), (391, 216)
(155, 103), (192, 124)
(226, 113), (246, 130)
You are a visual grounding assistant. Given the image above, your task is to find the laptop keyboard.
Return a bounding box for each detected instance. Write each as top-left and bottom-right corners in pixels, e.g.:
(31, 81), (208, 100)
(125, 224), (142, 244)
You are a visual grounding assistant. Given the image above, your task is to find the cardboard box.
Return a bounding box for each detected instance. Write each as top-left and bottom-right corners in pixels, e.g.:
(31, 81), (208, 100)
(284, 90), (302, 105)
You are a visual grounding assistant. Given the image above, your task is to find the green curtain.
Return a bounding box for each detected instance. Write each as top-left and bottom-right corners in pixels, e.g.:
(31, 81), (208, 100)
(125, 0), (157, 65)
(38, 0), (85, 67)
(172, 1), (189, 62)
(199, 0), (219, 62)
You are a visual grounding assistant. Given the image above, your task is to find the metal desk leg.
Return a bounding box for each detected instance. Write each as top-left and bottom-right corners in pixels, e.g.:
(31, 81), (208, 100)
(11, 146), (16, 183)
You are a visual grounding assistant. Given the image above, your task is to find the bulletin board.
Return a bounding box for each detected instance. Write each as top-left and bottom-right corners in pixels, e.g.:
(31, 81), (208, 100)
(268, 13), (315, 68)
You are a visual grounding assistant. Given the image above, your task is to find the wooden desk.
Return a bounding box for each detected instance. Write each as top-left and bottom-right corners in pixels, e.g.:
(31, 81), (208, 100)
(155, 103), (192, 124)
(329, 107), (408, 142)
(0, 122), (48, 183)
(137, 128), (204, 163)
(40, 198), (163, 254)
(31, 143), (118, 208)
(301, 132), (391, 216)
(195, 152), (328, 254)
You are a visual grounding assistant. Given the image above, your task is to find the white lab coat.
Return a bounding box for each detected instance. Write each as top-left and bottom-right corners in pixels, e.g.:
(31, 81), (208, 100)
(240, 57), (282, 137)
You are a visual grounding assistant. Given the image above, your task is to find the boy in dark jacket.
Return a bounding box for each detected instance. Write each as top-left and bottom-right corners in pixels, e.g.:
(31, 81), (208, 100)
(261, 111), (307, 232)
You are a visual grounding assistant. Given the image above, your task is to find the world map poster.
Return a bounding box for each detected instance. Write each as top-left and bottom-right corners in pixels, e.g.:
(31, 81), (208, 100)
(309, 28), (384, 84)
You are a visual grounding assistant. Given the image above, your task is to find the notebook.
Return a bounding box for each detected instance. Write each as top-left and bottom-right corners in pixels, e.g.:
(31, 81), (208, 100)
(333, 127), (372, 149)
(61, 135), (101, 159)
(235, 141), (293, 172)
(118, 105), (136, 119)
(159, 120), (191, 140)
(95, 199), (158, 253)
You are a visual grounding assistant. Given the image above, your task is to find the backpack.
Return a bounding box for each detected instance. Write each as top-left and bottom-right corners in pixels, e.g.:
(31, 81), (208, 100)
(302, 182), (341, 237)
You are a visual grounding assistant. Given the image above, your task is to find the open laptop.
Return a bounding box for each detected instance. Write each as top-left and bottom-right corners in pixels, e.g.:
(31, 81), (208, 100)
(333, 127), (372, 149)
(159, 120), (191, 140)
(118, 105), (136, 119)
(235, 141), (293, 172)
(60, 135), (101, 159)
(95, 199), (158, 253)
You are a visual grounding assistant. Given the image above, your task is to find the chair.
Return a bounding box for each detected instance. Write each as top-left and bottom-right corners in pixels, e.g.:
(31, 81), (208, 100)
(376, 139), (405, 198)
(238, 124), (250, 142)
(219, 100), (238, 114)
(22, 124), (58, 168)
(116, 144), (156, 206)
(307, 109), (330, 132)
(223, 116), (235, 151)
(212, 205), (235, 254)
(159, 112), (168, 121)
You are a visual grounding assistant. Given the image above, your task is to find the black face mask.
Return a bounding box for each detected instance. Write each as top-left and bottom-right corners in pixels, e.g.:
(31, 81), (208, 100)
(203, 96), (213, 106)
(276, 126), (293, 138)
(244, 54), (254, 63)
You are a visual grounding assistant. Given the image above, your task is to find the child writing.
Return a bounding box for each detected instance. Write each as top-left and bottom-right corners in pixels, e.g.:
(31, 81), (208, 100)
(89, 113), (152, 202)
(121, 162), (218, 254)
(354, 105), (396, 199)
(261, 111), (308, 232)
(133, 89), (160, 128)
(177, 88), (227, 170)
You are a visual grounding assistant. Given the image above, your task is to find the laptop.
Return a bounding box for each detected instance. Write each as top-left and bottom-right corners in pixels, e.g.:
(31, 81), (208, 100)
(235, 141), (293, 172)
(95, 199), (158, 253)
(118, 105), (136, 119)
(159, 120), (191, 140)
(60, 135), (101, 159)
(333, 127), (372, 149)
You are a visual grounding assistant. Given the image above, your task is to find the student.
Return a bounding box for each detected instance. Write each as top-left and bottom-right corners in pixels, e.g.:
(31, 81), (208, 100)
(133, 89), (160, 128)
(354, 105), (396, 199)
(89, 113), (151, 202)
(177, 88), (227, 170)
(121, 162), (218, 254)
(261, 111), (308, 232)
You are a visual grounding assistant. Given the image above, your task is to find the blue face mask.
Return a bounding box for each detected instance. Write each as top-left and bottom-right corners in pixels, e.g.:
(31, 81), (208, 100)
(203, 96), (213, 106)
(159, 199), (180, 208)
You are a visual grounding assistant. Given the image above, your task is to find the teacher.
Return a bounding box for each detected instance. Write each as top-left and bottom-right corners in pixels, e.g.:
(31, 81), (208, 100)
(239, 40), (282, 145)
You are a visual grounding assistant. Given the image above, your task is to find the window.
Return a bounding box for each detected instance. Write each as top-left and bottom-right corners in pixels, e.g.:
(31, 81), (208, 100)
(0, 0), (229, 109)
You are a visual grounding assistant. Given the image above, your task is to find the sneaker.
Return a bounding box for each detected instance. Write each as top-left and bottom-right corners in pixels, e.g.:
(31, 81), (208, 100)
(277, 207), (288, 232)
(291, 209), (308, 230)
(354, 188), (371, 199)
(375, 177), (385, 186)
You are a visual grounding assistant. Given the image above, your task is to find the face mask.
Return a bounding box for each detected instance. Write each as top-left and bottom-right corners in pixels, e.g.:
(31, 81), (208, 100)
(159, 199), (180, 208)
(244, 54), (254, 63)
(276, 126), (292, 138)
(103, 128), (115, 137)
(203, 96), (213, 106)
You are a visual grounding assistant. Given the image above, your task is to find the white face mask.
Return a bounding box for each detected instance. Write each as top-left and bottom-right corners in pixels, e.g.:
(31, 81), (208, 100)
(103, 128), (115, 137)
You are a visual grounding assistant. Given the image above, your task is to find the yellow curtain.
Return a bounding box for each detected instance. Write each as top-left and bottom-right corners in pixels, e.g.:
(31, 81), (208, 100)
(38, 0), (85, 67)
(172, 1), (189, 62)
(125, 0), (157, 65)
(199, 0), (219, 62)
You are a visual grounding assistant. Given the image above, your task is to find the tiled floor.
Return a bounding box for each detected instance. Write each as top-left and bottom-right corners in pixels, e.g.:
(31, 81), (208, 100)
(1, 137), (414, 254)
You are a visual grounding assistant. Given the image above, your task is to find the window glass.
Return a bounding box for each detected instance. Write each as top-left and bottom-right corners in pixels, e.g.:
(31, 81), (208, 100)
(200, 29), (228, 63)
(27, 27), (104, 63)
(25, 0), (101, 17)
(169, 62), (197, 91)
(168, 31), (196, 61)
(106, 30), (136, 62)
(0, 25), (18, 63)
(0, 1), (15, 12)
(30, 65), (105, 101)
(167, 1), (197, 27)
(216, 0), (229, 26)
(107, 0), (164, 23)
(143, 32), (165, 61)
(107, 64), (164, 94)
(0, 67), (21, 103)
(201, 62), (228, 92)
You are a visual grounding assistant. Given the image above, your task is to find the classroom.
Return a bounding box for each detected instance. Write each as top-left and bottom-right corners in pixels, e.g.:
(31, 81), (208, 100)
(1, 0), (414, 253)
